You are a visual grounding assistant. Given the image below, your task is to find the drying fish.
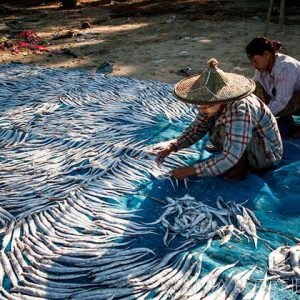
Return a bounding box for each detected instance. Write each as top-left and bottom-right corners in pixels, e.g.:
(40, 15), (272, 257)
(267, 244), (300, 293)
(151, 194), (261, 248)
(0, 63), (293, 300)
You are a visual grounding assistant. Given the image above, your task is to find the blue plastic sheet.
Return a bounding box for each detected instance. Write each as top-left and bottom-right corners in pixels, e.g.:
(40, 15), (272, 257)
(0, 63), (300, 299)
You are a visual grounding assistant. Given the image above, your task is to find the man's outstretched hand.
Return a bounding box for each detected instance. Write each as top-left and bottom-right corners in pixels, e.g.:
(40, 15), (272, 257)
(153, 142), (196, 179)
(154, 142), (177, 165)
(156, 147), (172, 165)
(171, 166), (195, 180)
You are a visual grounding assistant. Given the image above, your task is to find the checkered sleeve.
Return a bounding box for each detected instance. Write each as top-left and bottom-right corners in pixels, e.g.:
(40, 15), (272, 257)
(193, 101), (254, 176)
(174, 111), (212, 151)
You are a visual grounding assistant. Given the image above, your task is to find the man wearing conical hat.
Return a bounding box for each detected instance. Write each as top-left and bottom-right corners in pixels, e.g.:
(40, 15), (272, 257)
(155, 58), (283, 181)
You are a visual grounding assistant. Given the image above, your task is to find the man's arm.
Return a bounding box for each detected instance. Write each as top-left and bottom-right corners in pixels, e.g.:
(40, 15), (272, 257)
(155, 111), (212, 165)
(172, 111), (213, 152)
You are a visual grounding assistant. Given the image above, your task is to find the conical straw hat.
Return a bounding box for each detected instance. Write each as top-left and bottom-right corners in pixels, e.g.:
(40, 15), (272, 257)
(174, 58), (255, 104)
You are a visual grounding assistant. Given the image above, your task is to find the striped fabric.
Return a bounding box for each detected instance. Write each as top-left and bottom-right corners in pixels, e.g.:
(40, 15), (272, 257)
(174, 94), (283, 177)
(253, 53), (300, 116)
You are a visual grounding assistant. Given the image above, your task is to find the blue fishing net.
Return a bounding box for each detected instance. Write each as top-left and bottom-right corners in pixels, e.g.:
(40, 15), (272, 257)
(0, 63), (299, 299)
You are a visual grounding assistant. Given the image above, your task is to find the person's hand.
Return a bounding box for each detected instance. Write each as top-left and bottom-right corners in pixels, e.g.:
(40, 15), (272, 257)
(150, 140), (176, 153)
(155, 146), (173, 165)
(171, 166), (195, 180)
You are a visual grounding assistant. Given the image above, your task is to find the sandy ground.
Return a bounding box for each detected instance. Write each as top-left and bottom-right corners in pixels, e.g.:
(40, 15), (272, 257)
(0, 0), (299, 84)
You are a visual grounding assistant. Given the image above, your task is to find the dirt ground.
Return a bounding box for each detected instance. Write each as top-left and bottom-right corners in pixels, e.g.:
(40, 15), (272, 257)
(0, 0), (299, 83)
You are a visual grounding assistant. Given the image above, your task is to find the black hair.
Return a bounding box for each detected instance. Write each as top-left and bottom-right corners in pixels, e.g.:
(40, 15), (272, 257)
(246, 37), (282, 58)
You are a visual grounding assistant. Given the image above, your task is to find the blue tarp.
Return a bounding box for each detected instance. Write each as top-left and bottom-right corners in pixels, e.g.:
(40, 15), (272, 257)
(0, 63), (299, 299)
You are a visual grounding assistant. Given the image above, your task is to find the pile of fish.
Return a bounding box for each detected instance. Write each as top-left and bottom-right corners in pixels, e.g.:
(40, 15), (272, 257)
(151, 194), (261, 249)
(0, 64), (296, 299)
(268, 244), (300, 293)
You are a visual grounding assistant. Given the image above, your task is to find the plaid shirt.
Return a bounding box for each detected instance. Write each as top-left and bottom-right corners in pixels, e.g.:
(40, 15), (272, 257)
(174, 94), (283, 177)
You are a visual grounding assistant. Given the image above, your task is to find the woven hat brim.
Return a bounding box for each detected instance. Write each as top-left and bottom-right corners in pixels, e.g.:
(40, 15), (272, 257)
(173, 73), (256, 105)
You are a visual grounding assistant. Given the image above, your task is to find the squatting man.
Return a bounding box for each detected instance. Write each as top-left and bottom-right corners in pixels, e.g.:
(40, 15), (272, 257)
(154, 58), (283, 182)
